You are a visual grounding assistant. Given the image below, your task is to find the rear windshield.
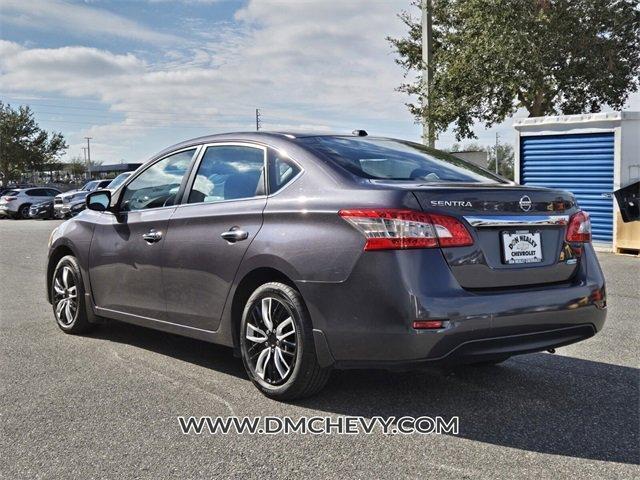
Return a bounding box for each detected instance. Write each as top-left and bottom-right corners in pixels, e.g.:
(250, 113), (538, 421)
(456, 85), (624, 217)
(81, 181), (100, 191)
(299, 137), (503, 183)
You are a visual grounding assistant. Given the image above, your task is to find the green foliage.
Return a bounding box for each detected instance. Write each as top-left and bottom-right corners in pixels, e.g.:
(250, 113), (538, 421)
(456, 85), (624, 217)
(67, 156), (87, 177)
(389, 0), (640, 140)
(0, 102), (67, 182)
(487, 142), (515, 180)
(447, 140), (515, 179)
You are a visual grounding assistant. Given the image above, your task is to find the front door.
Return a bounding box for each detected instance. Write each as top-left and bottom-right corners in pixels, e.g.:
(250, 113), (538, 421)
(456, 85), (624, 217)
(88, 148), (197, 320)
(162, 143), (267, 331)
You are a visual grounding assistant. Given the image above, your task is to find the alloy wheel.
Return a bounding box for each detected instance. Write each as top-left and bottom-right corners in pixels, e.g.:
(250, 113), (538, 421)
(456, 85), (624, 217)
(244, 297), (297, 385)
(53, 266), (78, 326)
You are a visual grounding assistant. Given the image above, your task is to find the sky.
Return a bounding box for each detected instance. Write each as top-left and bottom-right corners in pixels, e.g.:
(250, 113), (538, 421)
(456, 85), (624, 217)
(1, 0), (639, 165)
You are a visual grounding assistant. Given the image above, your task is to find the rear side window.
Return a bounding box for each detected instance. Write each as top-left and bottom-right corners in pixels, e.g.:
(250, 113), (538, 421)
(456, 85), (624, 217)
(299, 137), (503, 184)
(121, 149), (195, 211)
(268, 150), (301, 194)
(27, 189), (45, 196)
(188, 145), (265, 203)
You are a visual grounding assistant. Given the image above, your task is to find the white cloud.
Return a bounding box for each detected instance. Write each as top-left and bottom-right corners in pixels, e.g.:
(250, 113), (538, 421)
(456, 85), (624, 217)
(0, 0), (182, 44)
(0, 1), (418, 161)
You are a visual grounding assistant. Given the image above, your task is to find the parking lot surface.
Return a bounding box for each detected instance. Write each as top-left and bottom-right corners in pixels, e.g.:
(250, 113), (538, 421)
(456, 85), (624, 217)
(1, 219), (638, 479)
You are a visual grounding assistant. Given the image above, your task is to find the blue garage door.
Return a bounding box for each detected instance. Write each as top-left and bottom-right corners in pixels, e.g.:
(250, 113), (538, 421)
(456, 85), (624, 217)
(521, 133), (614, 243)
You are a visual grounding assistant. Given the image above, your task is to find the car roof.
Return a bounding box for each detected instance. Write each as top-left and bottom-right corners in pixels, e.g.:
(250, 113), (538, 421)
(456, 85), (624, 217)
(148, 131), (367, 161)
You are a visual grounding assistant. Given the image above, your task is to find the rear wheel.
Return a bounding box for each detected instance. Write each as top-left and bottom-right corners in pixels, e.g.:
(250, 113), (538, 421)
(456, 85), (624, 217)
(240, 282), (331, 400)
(51, 255), (93, 334)
(18, 204), (31, 219)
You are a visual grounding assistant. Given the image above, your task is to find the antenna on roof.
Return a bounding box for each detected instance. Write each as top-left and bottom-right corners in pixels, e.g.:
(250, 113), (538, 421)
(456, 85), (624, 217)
(255, 108), (262, 131)
(352, 129), (368, 137)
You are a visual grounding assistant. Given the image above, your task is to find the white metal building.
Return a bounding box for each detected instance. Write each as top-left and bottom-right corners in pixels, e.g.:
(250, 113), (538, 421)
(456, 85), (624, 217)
(514, 111), (640, 250)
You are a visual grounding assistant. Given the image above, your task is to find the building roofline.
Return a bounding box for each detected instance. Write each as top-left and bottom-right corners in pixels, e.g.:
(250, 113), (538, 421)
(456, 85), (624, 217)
(513, 111), (640, 129)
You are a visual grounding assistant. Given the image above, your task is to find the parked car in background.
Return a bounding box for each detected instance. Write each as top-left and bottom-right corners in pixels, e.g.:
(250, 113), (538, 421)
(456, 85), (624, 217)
(66, 198), (89, 218)
(29, 199), (55, 219)
(59, 173), (137, 219)
(54, 179), (112, 219)
(106, 172), (134, 190)
(0, 184), (37, 197)
(0, 187), (61, 219)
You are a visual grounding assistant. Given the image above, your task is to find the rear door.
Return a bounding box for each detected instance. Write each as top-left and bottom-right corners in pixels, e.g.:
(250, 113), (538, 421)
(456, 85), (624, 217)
(162, 143), (267, 331)
(89, 148), (197, 320)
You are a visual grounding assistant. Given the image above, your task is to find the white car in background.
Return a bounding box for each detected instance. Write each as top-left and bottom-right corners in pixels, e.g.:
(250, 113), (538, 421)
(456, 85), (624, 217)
(53, 180), (112, 219)
(58, 173), (136, 219)
(0, 187), (62, 219)
(106, 172), (134, 190)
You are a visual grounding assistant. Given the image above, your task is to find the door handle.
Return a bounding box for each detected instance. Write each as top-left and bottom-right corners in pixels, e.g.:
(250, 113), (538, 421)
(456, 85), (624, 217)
(221, 227), (249, 243)
(142, 229), (163, 243)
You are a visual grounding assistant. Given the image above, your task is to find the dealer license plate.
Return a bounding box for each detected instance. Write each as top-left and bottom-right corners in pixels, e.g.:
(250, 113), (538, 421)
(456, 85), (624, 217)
(502, 231), (543, 264)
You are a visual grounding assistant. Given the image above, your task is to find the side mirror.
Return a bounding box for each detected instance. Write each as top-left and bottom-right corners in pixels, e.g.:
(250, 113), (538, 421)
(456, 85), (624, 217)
(86, 190), (111, 212)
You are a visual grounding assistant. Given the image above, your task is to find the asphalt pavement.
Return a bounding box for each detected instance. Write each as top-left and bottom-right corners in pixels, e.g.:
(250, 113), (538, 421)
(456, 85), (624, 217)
(1, 219), (638, 479)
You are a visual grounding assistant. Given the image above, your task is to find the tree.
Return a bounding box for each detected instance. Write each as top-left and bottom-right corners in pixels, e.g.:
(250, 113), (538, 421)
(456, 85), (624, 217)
(487, 142), (515, 180)
(0, 102), (67, 183)
(67, 156), (87, 178)
(447, 140), (515, 179)
(389, 0), (640, 140)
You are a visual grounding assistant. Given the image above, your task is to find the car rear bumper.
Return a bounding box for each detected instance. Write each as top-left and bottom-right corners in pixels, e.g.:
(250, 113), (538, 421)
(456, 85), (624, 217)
(319, 308), (604, 370)
(300, 244), (607, 368)
(0, 205), (17, 216)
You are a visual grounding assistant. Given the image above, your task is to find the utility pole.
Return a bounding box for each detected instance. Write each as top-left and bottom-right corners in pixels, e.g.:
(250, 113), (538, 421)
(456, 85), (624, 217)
(421, 0), (435, 148)
(81, 147), (86, 181)
(255, 109), (261, 131)
(495, 132), (500, 175)
(85, 137), (92, 180)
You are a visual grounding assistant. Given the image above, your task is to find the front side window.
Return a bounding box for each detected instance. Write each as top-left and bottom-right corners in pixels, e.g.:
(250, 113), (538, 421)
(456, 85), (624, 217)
(299, 137), (504, 184)
(121, 149), (195, 211)
(188, 145), (265, 204)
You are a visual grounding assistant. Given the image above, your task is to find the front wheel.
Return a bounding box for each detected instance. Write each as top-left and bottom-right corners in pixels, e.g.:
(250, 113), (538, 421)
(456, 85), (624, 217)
(240, 282), (331, 400)
(50, 255), (93, 334)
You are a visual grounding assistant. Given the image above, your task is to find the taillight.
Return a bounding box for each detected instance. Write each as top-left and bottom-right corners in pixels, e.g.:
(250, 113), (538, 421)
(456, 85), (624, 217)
(566, 211), (591, 243)
(412, 320), (444, 329)
(339, 209), (473, 251)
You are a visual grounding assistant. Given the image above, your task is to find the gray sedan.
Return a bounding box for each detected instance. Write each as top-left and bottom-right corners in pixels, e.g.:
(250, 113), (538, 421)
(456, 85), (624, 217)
(46, 131), (607, 400)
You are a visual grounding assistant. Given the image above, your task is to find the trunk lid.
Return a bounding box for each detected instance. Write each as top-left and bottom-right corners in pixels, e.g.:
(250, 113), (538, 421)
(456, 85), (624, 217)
(398, 182), (580, 289)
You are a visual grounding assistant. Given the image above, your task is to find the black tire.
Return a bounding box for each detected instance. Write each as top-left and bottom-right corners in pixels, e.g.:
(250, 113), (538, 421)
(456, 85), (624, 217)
(50, 255), (93, 334)
(240, 282), (331, 400)
(18, 204), (31, 219)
